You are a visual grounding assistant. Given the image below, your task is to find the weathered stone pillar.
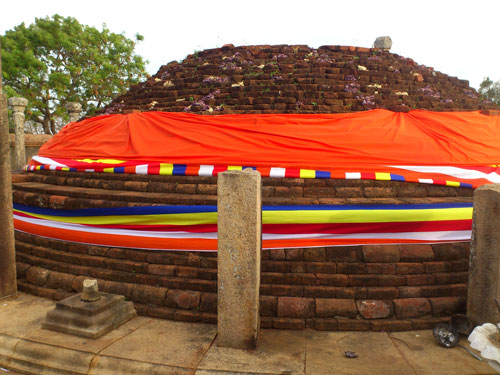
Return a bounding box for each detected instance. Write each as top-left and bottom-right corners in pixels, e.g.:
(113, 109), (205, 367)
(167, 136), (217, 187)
(467, 184), (500, 326)
(0, 93), (17, 298)
(8, 97), (28, 170)
(66, 102), (82, 123)
(217, 169), (261, 349)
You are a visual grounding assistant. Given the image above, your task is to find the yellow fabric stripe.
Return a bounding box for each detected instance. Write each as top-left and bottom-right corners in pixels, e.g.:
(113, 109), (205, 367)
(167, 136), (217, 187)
(159, 163), (173, 175)
(446, 181), (461, 187)
(15, 210), (218, 226)
(227, 166), (243, 170)
(300, 169), (316, 178)
(61, 167), (70, 172)
(262, 207), (472, 224)
(375, 172), (391, 180)
(103, 168), (114, 173)
(15, 207), (472, 226)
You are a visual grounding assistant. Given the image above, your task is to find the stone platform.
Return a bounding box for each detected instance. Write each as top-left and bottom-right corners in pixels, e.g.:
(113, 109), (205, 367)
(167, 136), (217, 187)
(0, 293), (495, 375)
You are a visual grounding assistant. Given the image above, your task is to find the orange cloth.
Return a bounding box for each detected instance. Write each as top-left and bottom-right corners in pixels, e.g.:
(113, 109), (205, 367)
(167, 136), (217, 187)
(39, 109), (500, 169)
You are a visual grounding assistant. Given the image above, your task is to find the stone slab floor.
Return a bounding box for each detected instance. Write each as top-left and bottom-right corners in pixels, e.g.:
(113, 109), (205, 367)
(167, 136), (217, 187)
(0, 293), (496, 375)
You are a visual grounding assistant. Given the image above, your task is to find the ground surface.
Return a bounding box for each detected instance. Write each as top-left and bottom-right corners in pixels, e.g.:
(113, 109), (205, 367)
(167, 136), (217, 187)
(0, 293), (496, 374)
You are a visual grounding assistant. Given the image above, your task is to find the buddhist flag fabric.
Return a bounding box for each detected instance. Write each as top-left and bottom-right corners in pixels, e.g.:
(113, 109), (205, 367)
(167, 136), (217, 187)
(13, 202), (473, 251)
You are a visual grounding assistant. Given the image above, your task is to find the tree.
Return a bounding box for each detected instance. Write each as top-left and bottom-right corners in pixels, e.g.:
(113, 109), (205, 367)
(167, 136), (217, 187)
(479, 77), (500, 107)
(0, 15), (148, 134)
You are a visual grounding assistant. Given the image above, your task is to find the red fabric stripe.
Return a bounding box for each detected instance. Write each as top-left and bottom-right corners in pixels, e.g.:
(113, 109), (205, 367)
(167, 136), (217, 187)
(148, 163), (160, 175)
(262, 220), (471, 234)
(212, 166), (227, 176)
(285, 168), (301, 178)
(85, 223), (218, 232)
(78, 220), (471, 234)
(361, 172), (376, 179)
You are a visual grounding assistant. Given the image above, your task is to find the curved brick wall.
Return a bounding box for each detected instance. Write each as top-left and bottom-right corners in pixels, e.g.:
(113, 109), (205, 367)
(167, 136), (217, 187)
(12, 170), (471, 331)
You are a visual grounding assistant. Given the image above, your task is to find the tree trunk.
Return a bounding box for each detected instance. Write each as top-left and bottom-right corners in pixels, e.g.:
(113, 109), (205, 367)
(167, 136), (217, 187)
(43, 118), (50, 134)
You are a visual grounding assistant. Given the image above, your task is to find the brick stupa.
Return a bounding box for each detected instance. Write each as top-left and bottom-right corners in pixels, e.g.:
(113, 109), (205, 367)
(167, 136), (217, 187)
(14, 43), (497, 332)
(100, 44), (495, 116)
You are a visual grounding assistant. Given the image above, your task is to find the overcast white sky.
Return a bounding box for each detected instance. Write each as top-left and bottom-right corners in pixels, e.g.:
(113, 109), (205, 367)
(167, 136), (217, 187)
(1, 0), (498, 89)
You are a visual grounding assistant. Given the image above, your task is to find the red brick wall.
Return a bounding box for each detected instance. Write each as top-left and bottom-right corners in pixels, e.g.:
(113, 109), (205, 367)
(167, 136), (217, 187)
(12, 170), (471, 330)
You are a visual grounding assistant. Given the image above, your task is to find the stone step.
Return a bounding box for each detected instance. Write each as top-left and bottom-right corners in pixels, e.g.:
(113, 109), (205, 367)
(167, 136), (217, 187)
(15, 239), (217, 280)
(12, 180), (472, 210)
(12, 182), (217, 207)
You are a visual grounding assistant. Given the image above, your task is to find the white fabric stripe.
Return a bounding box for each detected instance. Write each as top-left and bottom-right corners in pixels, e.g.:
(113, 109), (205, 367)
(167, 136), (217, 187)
(32, 155), (69, 168)
(418, 178), (434, 184)
(270, 167), (286, 178)
(14, 214), (217, 239)
(49, 165), (57, 171)
(135, 165), (148, 175)
(396, 165), (500, 183)
(346, 172), (361, 179)
(85, 169), (95, 172)
(262, 230), (471, 241)
(199, 165), (214, 176)
(14, 214), (471, 243)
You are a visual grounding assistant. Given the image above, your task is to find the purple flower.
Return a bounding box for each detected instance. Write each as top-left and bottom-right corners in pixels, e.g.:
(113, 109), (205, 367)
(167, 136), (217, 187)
(345, 81), (360, 93)
(203, 76), (229, 84)
(463, 88), (478, 99)
(356, 94), (376, 109)
(418, 85), (441, 99)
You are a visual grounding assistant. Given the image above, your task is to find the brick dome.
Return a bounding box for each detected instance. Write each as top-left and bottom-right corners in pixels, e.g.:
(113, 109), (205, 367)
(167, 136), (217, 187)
(101, 44), (495, 116)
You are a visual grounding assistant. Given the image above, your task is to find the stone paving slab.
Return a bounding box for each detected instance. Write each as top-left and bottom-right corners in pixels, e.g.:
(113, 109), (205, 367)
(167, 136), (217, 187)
(196, 330), (305, 375)
(389, 331), (496, 375)
(0, 293), (498, 375)
(0, 293), (53, 337)
(88, 355), (193, 375)
(98, 319), (217, 370)
(0, 334), (21, 369)
(8, 339), (95, 375)
(24, 316), (151, 354)
(306, 331), (415, 375)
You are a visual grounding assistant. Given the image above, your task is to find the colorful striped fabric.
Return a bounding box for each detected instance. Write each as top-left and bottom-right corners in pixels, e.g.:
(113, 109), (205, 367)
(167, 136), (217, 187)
(13, 202), (473, 251)
(26, 156), (493, 188)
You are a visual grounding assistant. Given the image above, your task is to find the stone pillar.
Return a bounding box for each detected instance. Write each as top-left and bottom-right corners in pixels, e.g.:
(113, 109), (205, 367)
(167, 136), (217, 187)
(467, 184), (500, 326)
(0, 92), (17, 298)
(8, 97), (28, 170)
(217, 169), (261, 349)
(66, 102), (82, 123)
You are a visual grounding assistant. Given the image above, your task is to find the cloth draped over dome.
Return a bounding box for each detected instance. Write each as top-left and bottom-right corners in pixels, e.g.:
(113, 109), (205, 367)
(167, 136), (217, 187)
(29, 109), (500, 188)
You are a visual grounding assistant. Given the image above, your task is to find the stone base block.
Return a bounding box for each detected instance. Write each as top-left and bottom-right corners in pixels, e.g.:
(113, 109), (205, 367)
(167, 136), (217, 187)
(42, 292), (137, 339)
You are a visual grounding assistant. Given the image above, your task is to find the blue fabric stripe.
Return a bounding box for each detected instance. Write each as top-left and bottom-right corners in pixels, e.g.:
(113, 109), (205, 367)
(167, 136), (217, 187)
(13, 202), (473, 218)
(114, 167), (125, 174)
(262, 203), (473, 211)
(390, 174), (405, 182)
(13, 203), (218, 217)
(173, 164), (187, 175)
(460, 182), (473, 188)
(315, 171), (331, 179)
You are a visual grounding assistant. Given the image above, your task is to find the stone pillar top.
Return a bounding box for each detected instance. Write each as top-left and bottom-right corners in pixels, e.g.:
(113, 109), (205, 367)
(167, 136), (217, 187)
(81, 279), (101, 302)
(8, 97), (28, 109)
(66, 102), (82, 112)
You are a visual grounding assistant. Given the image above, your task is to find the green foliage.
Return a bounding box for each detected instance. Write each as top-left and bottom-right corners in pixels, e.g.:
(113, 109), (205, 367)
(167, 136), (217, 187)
(479, 77), (500, 106)
(1, 14), (148, 134)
